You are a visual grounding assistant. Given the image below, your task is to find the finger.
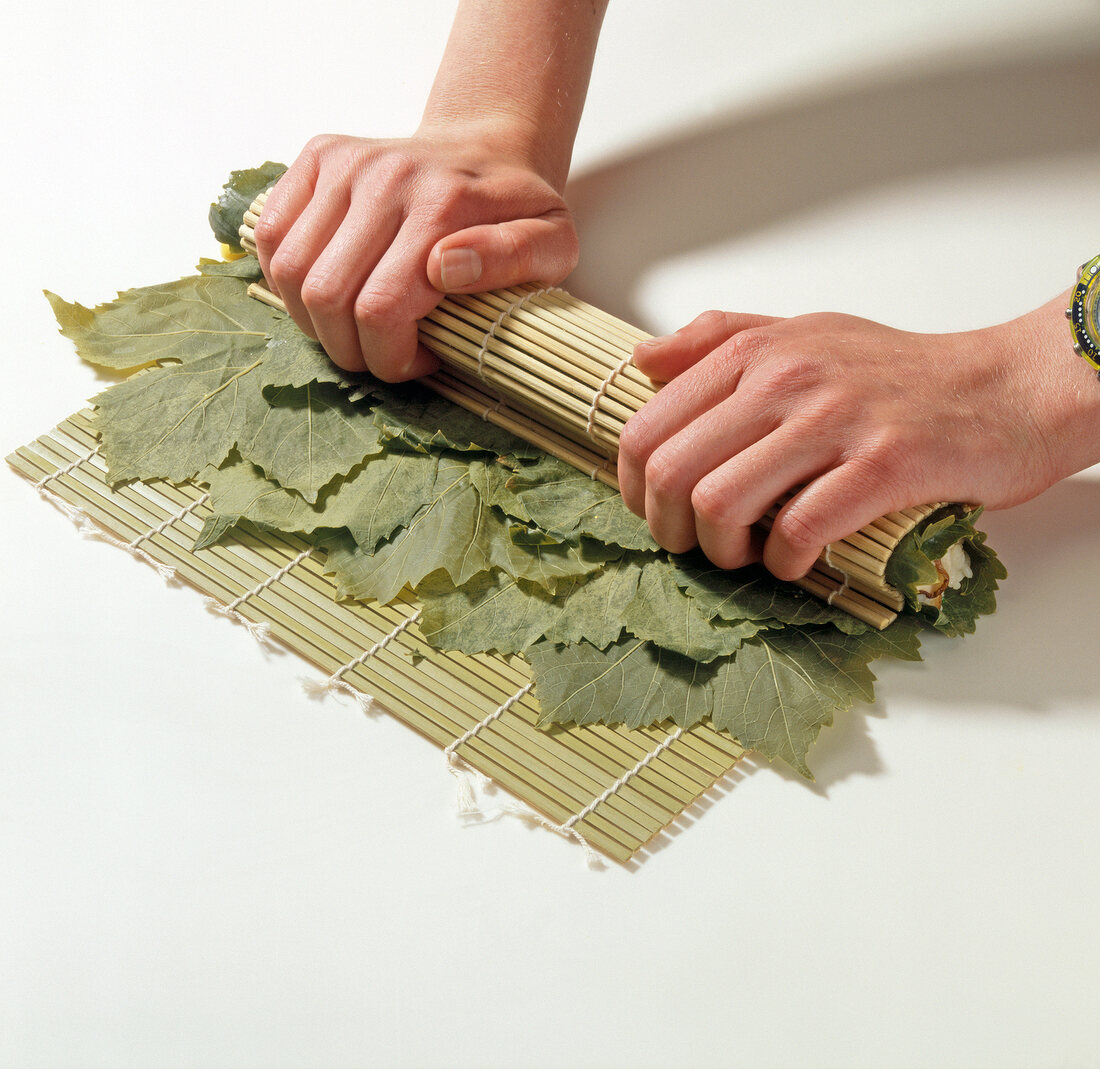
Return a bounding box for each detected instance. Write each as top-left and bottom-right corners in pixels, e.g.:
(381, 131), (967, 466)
(691, 423), (839, 571)
(253, 164), (319, 296)
(299, 192), (403, 372)
(639, 392), (782, 553)
(762, 460), (915, 581)
(352, 217), (447, 381)
(632, 309), (780, 382)
(618, 329), (770, 515)
(426, 210), (580, 293)
(263, 182), (351, 339)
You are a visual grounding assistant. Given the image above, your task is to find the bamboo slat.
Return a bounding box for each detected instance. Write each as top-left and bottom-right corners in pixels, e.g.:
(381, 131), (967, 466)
(8, 413), (747, 864)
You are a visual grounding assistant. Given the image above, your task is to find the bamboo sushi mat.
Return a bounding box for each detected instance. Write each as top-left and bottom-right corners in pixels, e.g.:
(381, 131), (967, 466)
(8, 409), (747, 864)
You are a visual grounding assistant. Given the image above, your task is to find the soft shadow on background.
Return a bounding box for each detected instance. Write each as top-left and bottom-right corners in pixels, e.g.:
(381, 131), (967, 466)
(566, 42), (1100, 325)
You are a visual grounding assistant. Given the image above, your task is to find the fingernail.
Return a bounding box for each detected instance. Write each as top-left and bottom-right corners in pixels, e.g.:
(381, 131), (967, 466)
(440, 247), (482, 290)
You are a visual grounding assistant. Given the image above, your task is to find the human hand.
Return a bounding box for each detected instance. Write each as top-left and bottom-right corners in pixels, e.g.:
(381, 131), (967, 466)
(617, 299), (1100, 581)
(254, 127), (579, 381)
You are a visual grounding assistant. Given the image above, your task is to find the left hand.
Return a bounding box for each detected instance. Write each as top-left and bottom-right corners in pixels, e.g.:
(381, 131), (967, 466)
(617, 301), (1092, 581)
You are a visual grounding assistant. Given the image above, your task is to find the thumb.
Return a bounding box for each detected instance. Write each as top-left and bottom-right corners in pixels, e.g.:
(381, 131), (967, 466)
(427, 211), (579, 293)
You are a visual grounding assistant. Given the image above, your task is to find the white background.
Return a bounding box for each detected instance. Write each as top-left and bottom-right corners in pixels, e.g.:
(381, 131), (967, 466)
(2, 3), (1098, 1067)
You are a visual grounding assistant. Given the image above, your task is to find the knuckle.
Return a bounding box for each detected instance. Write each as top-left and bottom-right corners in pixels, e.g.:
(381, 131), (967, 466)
(616, 412), (654, 470)
(303, 133), (340, 158)
(252, 209), (281, 253)
(353, 283), (409, 331)
(358, 147), (416, 192)
(689, 476), (731, 529)
(267, 245), (310, 289)
(693, 308), (731, 334)
(773, 506), (826, 558)
(643, 448), (684, 503)
(300, 272), (352, 316)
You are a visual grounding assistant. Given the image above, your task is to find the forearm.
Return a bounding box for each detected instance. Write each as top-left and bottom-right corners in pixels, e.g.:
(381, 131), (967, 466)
(419, 0), (609, 189)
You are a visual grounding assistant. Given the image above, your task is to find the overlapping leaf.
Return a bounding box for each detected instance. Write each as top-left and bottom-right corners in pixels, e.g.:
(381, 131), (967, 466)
(417, 554), (641, 654)
(47, 272), (278, 372)
(709, 617), (923, 777)
(527, 635), (714, 731)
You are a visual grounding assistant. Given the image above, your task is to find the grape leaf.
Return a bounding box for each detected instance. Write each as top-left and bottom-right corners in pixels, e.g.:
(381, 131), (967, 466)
(885, 506), (1006, 637)
(670, 555), (871, 635)
(239, 380), (383, 503)
(46, 273), (278, 372)
(527, 635), (715, 730)
(489, 453), (658, 551)
(322, 455), (618, 603)
(372, 383), (542, 459)
(417, 553), (641, 654)
(196, 448), (440, 549)
(208, 161), (286, 251)
(92, 349), (267, 484)
(198, 256), (265, 281)
(260, 315), (373, 395)
(709, 617), (923, 777)
(92, 350), (381, 500)
(622, 557), (769, 661)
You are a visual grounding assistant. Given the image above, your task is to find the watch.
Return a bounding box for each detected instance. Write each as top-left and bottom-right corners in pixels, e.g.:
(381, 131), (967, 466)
(1066, 253), (1100, 378)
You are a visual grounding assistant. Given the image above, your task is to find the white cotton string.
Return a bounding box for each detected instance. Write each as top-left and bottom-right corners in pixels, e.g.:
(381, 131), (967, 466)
(443, 682), (534, 816)
(823, 543), (850, 606)
(32, 449), (207, 584)
(301, 610), (423, 712)
(551, 726), (686, 865)
(113, 492), (212, 581)
(203, 545), (314, 647)
(34, 443), (100, 490)
(473, 287), (563, 380)
(584, 354), (633, 441)
(128, 493), (209, 551)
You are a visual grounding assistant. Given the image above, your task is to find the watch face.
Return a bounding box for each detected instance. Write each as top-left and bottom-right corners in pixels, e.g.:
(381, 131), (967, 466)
(1086, 272), (1100, 334)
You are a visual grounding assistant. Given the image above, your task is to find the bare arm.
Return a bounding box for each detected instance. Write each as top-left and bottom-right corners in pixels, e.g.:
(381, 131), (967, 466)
(255, 0), (608, 380)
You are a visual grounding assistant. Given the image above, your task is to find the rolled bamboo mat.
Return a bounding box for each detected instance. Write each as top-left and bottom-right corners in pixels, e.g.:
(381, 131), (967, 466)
(8, 410), (747, 865)
(241, 193), (942, 631)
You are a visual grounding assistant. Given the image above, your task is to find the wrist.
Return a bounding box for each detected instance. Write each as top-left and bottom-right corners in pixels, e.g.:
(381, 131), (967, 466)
(415, 107), (567, 190)
(994, 293), (1100, 482)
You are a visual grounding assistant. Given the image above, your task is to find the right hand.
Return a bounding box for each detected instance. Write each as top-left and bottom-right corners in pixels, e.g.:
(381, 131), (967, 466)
(254, 127), (580, 381)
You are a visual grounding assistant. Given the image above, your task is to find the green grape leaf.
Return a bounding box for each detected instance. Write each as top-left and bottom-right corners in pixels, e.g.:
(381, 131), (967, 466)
(93, 349), (267, 484)
(709, 616), (924, 778)
(46, 273), (278, 372)
(239, 380), (383, 503)
(417, 553), (642, 655)
(527, 635), (715, 730)
(670, 555), (871, 635)
(372, 383), (542, 458)
(197, 256), (265, 282)
(196, 448), (440, 550)
(622, 557), (769, 661)
(885, 506), (1007, 637)
(260, 315), (373, 395)
(495, 454), (659, 551)
(208, 161), (286, 250)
